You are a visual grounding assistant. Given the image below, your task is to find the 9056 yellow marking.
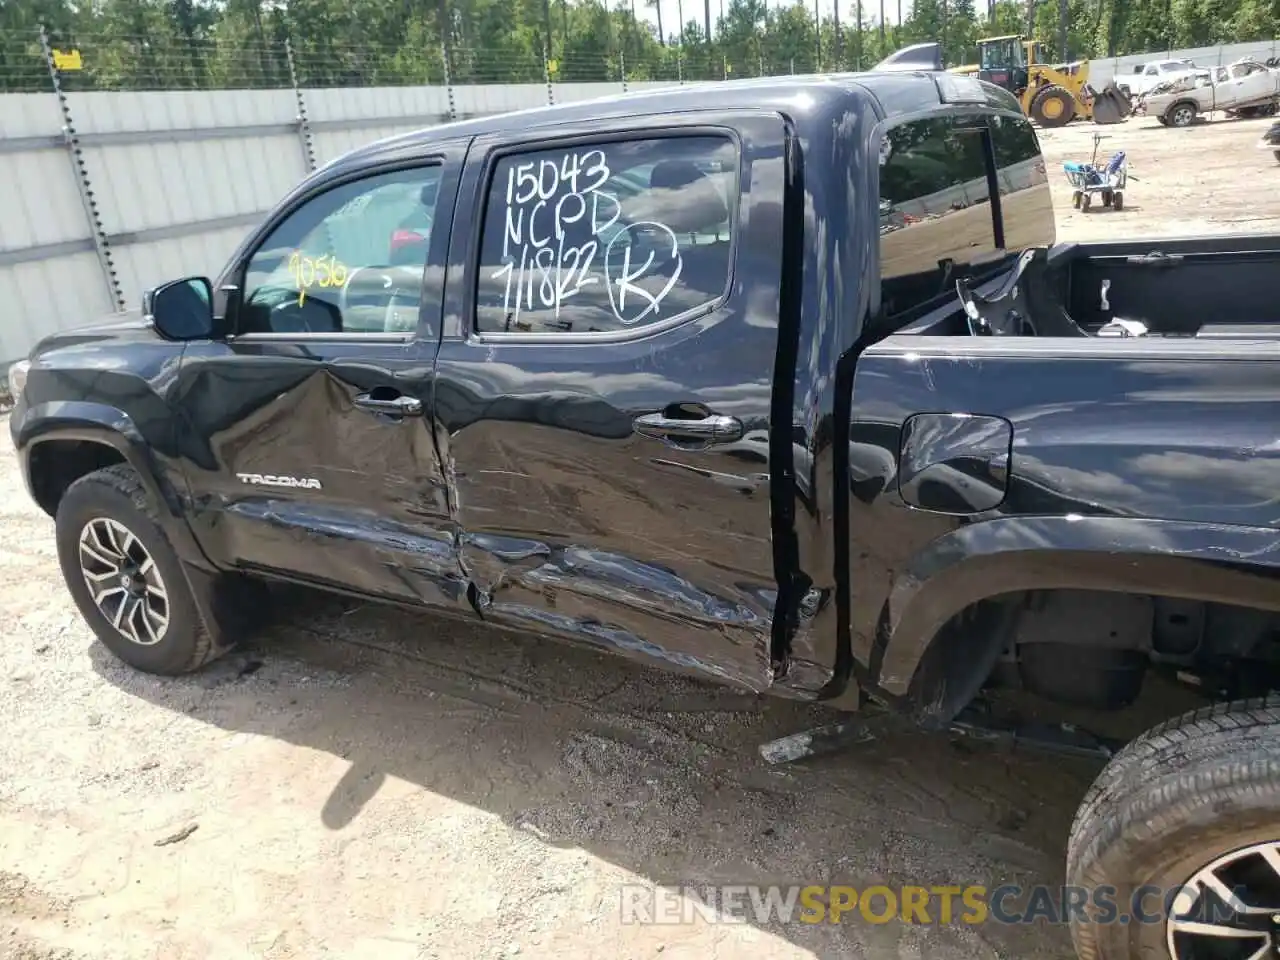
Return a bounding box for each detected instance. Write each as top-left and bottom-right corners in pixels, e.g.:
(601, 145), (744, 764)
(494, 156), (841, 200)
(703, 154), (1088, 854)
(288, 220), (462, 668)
(288, 252), (349, 306)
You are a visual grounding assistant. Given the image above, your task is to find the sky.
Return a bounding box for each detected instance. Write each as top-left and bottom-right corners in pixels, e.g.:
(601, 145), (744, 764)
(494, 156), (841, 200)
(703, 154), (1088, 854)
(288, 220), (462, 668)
(633, 0), (913, 40)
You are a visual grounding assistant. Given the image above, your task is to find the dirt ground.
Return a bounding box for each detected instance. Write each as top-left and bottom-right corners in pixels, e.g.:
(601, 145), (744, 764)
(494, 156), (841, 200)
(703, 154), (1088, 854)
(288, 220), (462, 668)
(1, 112), (1278, 960)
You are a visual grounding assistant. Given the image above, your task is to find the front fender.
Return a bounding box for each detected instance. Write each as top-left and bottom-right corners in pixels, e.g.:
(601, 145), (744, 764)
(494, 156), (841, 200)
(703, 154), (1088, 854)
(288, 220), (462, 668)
(872, 515), (1280, 708)
(16, 400), (179, 513)
(13, 400), (214, 573)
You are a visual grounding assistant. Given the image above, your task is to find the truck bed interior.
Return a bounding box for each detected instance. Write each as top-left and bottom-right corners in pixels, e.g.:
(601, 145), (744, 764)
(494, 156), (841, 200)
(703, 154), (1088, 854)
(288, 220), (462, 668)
(897, 234), (1280, 340)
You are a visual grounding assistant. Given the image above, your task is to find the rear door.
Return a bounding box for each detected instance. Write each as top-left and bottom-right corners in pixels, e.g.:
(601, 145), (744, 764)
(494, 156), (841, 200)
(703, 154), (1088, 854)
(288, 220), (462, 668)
(432, 111), (789, 690)
(176, 143), (468, 608)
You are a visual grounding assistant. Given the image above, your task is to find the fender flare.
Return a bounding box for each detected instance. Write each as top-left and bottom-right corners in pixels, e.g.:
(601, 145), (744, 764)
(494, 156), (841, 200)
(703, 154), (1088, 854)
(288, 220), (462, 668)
(16, 401), (210, 569)
(870, 516), (1280, 719)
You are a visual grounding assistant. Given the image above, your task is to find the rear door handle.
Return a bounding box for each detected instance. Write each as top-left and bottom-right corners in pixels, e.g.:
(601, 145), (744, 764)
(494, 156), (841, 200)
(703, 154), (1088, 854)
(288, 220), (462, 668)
(353, 393), (423, 417)
(633, 412), (743, 442)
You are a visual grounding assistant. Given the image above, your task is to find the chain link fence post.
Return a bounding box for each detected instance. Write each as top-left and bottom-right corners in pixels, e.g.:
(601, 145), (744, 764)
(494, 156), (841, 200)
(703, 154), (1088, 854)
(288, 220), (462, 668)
(442, 43), (458, 122)
(39, 24), (125, 313)
(543, 46), (556, 106)
(285, 38), (316, 173)
(619, 50), (628, 94)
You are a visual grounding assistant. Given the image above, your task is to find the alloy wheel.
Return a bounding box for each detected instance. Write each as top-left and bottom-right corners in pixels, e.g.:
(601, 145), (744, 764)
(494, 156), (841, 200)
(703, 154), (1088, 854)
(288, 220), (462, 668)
(78, 517), (170, 646)
(1166, 840), (1280, 959)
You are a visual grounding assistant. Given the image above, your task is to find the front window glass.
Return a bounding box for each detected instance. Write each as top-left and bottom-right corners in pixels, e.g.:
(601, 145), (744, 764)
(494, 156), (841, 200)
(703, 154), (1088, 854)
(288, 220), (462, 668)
(239, 166), (442, 335)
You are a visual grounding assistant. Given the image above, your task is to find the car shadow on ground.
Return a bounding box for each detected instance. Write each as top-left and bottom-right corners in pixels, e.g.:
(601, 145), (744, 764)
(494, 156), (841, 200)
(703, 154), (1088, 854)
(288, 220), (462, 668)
(89, 582), (1163, 959)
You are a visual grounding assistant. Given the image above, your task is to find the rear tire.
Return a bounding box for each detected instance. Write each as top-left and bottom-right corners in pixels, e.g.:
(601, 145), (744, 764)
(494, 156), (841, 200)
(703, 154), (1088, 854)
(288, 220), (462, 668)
(1274, 150), (1280, 163)
(1067, 698), (1280, 959)
(55, 464), (227, 675)
(1166, 101), (1198, 127)
(1112, 191), (1123, 211)
(1031, 85), (1077, 128)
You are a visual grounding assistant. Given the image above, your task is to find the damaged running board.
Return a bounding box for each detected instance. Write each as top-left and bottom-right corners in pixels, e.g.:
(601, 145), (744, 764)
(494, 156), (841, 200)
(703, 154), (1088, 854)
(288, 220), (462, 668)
(758, 706), (1122, 765)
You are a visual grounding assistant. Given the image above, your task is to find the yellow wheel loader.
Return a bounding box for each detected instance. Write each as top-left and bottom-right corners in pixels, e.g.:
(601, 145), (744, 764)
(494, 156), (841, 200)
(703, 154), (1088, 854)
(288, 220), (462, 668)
(873, 37), (1131, 128)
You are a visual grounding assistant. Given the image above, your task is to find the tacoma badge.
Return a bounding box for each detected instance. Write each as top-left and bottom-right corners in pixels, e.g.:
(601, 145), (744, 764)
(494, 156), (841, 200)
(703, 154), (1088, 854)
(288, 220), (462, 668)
(236, 472), (322, 490)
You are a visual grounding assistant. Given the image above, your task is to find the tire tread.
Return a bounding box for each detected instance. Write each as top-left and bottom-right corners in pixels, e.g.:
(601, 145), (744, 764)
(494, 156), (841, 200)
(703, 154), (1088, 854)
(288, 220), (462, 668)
(1067, 696), (1280, 959)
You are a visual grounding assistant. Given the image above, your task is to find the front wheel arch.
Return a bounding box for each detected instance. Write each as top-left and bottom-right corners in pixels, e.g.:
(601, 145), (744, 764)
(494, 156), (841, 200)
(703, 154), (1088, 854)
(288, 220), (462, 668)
(27, 438), (127, 516)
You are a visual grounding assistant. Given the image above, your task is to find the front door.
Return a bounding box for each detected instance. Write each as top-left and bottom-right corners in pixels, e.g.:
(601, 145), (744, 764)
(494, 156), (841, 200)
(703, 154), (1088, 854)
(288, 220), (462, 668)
(175, 146), (468, 609)
(432, 111), (789, 691)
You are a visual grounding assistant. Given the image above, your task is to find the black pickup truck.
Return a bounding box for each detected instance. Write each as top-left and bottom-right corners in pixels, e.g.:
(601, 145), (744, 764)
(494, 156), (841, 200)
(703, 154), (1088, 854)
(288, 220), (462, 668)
(9, 70), (1280, 959)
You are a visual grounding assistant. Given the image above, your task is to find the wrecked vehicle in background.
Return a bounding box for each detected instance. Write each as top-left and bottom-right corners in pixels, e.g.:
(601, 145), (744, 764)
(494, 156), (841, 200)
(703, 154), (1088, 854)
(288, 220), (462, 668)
(1139, 58), (1280, 126)
(1116, 58), (1203, 98)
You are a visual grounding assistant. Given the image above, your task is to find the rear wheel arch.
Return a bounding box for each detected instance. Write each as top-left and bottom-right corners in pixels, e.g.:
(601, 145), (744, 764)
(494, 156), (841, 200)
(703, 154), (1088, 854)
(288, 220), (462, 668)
(872, 517), (1280, 723)
(1166, 99), (1199, 126)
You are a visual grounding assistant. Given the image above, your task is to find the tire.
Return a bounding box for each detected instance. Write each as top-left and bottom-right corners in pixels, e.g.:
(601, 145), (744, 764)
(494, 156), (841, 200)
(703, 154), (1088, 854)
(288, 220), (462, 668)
(1102, 189), (1113, 207)
(1067, 697), (1280, 960)
(1166, 101), (1198, 127)
(1031, 84), (1077, 128)
(55, 464), (227, 675)
(1081, 193), (1093, 211)
(1157, 116), (1169, 126)
(1073, 190), (1083, 209)
(1112, 191), (1123, 211)
(1274, 150), (1280, 163)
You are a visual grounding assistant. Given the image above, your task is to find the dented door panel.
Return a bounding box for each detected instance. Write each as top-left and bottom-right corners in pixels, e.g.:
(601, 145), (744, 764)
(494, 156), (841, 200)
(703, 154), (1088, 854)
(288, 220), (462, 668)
(432, 112), (791, 692)
(175, 339), (465, 606)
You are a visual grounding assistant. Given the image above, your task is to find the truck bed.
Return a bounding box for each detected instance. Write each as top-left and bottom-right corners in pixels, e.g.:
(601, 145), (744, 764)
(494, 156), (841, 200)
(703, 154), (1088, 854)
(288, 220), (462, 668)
(1061, 235), (1280, 336)
(899, 234), (1280, 340)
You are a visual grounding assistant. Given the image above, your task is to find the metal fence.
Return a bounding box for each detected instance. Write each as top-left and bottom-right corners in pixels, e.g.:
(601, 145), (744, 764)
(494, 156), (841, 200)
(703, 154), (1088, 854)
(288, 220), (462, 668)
(1, 28), (714, 365)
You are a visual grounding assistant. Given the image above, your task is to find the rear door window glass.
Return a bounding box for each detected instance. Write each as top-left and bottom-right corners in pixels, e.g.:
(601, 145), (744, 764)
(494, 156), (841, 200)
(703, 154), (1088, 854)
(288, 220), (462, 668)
(474, 135), (738, 335)
(878, 116), (992, 320)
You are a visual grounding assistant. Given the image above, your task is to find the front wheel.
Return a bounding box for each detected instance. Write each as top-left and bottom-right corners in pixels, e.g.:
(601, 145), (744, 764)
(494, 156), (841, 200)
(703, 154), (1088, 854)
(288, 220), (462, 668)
(1067, 698), (1280, 959)
(1031, 85), (1077, 128)
(55, 464), (227, 675)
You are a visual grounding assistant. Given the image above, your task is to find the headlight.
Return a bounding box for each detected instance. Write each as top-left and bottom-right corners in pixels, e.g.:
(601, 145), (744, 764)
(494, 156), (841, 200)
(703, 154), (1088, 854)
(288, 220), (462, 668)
(6, 359), (30, 401)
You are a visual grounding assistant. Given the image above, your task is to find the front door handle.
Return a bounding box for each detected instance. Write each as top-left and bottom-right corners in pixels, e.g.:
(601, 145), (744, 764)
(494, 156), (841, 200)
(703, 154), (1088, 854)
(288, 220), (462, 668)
(633, 411), (743, 443)
(354, 393), (423, 417)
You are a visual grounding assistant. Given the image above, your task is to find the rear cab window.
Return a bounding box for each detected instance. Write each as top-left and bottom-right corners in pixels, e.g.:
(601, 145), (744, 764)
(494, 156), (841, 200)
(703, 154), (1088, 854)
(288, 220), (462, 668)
(474, 136), (738, 335)
(877, 109), (1052, 323)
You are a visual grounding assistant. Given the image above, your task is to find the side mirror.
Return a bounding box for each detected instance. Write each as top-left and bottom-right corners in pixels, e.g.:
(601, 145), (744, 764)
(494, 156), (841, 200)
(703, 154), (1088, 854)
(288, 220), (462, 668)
(144, 276), (215, 341)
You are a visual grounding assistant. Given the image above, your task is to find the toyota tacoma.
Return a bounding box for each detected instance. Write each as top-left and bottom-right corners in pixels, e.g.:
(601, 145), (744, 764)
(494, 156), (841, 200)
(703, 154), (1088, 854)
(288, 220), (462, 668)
(10, 68), (1280, 959)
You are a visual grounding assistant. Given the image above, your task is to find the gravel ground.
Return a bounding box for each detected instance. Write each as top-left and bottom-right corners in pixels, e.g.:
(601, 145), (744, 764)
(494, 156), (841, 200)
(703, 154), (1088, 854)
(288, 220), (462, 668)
(1, 111), (1276, 960)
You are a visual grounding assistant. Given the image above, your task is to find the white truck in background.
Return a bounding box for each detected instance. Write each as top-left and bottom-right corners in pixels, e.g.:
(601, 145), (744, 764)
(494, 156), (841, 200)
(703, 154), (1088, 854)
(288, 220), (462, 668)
(1138, 58), (1280, 126)
(1116, 58), (1206, 98)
